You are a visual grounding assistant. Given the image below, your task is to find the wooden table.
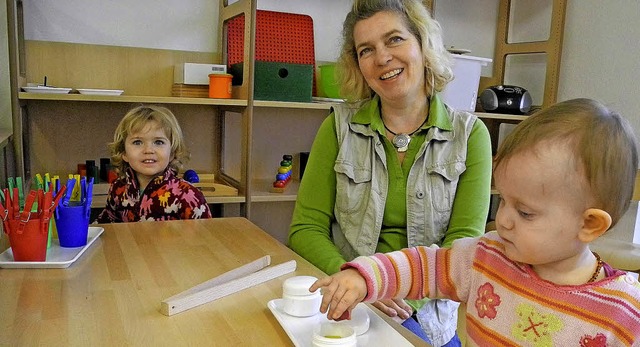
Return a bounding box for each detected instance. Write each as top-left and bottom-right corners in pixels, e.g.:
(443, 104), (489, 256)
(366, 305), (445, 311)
(0, 217), (427, 346)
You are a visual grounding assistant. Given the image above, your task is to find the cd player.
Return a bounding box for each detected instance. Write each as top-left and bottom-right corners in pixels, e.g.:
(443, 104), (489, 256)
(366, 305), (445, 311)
(479, 85), (532, 115)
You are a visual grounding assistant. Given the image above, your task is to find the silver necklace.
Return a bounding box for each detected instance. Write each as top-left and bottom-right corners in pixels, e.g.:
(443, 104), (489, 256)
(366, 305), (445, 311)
(382, 117), (428, 152)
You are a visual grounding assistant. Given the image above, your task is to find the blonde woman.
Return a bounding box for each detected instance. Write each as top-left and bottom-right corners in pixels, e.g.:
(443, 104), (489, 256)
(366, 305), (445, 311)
(289, 0), (492, 345)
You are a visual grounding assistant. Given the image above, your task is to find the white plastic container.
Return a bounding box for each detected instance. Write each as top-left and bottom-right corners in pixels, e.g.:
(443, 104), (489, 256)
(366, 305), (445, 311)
(174, 63), (227, 85)
(346, 304), (370, 336)
(440, 54), (492, 112)
(282, 276), (322, 317)
(312, 322), (357, 347)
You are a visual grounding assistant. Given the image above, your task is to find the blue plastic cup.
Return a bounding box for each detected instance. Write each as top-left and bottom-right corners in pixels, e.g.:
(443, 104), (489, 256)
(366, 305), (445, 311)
(55, 203), (89, 248)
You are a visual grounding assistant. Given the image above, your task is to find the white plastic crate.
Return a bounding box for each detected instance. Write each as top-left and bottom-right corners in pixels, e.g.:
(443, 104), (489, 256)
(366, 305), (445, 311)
(440, 55), (492, 112)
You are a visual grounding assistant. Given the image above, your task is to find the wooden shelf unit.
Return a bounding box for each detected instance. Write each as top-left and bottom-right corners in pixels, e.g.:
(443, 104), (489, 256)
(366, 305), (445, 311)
(478, 0), (568, 109)
(5, 0), (337, 223)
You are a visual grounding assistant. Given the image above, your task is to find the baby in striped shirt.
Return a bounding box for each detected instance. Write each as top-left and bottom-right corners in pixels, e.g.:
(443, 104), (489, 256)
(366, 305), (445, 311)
(311, 98), (640, 346)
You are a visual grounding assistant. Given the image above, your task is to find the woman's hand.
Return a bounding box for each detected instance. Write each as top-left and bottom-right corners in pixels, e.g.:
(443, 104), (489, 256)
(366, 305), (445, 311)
(309, 268), (367, 320)
(372, 298), (414, 322)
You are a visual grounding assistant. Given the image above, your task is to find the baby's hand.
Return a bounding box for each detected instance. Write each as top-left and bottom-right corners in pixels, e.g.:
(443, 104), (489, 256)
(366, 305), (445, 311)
(309, 268), (367, 320)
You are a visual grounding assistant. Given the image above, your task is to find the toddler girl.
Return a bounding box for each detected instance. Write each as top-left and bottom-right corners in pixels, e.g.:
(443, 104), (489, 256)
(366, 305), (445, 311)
(96, 105), (211, 222)
(311, 98), (640, 345)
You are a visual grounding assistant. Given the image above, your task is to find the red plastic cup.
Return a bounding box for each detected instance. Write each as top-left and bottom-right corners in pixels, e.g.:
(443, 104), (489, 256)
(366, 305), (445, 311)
(6, 218), (48, 261)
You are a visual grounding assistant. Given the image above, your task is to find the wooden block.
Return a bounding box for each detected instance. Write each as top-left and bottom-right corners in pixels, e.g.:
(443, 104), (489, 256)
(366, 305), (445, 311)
(160, 256), (297, 316)
(197, 174), (216, 181)
(171, 83), (209, 98)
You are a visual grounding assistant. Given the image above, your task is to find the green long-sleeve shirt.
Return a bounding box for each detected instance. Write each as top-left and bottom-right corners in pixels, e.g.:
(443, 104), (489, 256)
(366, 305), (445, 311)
(289, 95), (492, 276)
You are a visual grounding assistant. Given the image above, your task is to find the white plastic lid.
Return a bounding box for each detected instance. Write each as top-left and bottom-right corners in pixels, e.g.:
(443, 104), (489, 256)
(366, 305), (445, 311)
(345, 304), (370, 335)
(283, 276), (319, 296)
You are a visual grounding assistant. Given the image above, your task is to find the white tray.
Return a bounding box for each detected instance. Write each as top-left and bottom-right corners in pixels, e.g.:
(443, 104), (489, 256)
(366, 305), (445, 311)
(77, 88), (124, 96)
(22, 86), (73, 94)
(0, 227), (104, 269)
(268, 299), (414, 347)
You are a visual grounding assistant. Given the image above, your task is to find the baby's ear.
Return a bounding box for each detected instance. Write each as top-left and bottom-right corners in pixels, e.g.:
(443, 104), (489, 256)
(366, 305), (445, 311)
(579, 208), (612, 242)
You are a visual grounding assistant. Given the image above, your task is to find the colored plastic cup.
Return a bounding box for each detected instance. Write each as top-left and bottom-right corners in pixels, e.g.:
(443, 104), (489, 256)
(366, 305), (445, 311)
(7, 219), (48, 261)
(55, 204), (89, 248)
(319, 63), (341, 99)
(208, 73), (233, 99)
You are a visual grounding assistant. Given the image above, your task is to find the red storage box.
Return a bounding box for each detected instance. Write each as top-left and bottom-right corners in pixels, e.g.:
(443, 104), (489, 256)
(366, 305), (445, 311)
(227, 10), (316, 99)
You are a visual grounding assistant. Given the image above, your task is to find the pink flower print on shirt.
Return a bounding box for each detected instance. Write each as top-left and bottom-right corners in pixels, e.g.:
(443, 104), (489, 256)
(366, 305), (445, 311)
(580, 333), (607, 347)
(475, 282), (501, 319)
(140, 195), (153, 215)
(182, 188), (201, 207)
(167, 180), (181, 195)
(512, 303), (563, 346)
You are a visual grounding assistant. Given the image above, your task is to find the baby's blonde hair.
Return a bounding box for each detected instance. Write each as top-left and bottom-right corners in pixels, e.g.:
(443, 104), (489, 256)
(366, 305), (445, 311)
(494, 98), (638, 226)
(109, 105), (188, 176)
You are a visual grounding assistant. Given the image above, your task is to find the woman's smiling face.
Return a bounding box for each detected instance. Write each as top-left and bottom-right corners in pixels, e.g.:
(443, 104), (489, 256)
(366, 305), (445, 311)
(353, 10), (426, 103)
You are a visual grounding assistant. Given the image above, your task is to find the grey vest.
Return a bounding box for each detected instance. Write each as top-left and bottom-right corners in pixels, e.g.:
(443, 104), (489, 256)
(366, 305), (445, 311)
(331, 100), (478, 261)
(331, 101), (476, 345)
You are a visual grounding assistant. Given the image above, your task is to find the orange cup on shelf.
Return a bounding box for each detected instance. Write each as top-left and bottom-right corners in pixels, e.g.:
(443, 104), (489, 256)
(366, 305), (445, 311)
(208, 73), (233, 99)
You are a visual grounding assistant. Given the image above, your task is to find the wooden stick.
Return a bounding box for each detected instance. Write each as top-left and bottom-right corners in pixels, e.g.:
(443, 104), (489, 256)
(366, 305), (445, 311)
(160, 257), (296, 316)
(168, 255), (270, 301)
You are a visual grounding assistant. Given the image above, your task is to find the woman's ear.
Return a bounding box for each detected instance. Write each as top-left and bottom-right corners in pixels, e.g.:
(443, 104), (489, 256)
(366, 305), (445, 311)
(579, 208), (612, 243)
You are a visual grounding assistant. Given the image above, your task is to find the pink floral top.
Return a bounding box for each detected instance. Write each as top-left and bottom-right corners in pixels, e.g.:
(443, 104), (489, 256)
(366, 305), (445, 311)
(345, 232), (640, 346)
(96, 167), (211, 223)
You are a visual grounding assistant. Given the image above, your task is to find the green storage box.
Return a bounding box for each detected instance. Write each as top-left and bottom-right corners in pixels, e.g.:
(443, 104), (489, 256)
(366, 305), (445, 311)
(230, 61), (313, 102)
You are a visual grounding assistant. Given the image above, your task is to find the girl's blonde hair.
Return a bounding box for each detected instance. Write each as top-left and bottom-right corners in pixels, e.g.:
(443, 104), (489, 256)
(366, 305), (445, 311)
(494, 98), (639, 226)
(109, 105), (188, 175)
(337, 0), (453, 101)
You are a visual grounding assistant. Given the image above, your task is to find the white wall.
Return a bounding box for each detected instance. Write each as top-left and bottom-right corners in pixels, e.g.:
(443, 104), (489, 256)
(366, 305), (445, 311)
(434, 0), (499, 77)
(22, 0), (350, 62)
(23, 0), (218, 53)
(558, 0), (640, 135)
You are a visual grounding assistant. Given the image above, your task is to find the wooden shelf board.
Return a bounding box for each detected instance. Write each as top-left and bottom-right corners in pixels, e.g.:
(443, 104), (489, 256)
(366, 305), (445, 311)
(473, 112), (529, 121)
(254, 100), (333, 110)
(90, 181), (245, 209)
(90, 193), (246, 208)
(18, 92), (248, 106)
(251, 178), (299, 202)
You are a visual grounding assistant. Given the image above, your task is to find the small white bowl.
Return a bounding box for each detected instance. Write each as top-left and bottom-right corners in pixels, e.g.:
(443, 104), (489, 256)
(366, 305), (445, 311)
(312, 322), (357, 347)
(282, 276), (322, 317)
